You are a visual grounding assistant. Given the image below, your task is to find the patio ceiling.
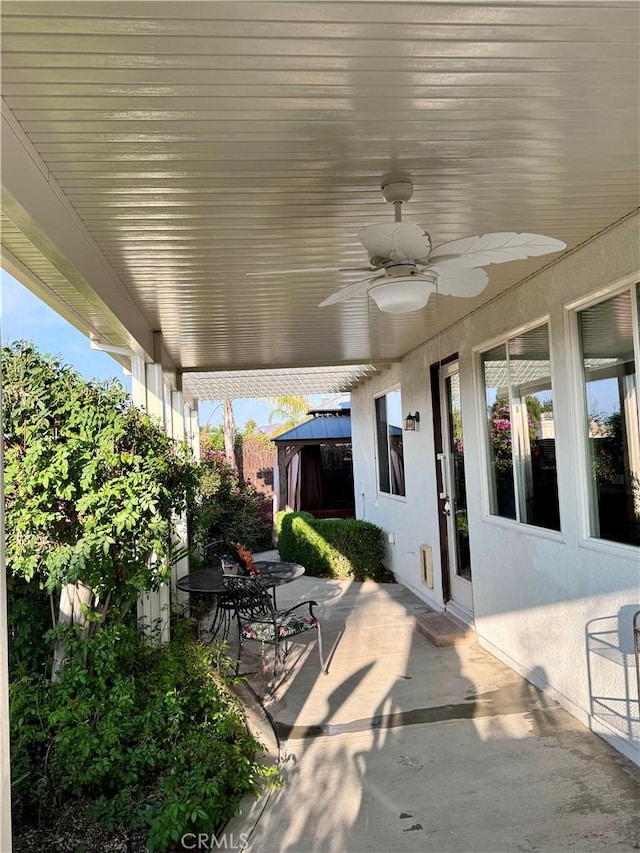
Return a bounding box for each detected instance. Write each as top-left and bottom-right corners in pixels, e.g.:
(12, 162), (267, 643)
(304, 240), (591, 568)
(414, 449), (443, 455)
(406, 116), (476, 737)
(1, 1), (639, 399)
(182, 365), (379, 398)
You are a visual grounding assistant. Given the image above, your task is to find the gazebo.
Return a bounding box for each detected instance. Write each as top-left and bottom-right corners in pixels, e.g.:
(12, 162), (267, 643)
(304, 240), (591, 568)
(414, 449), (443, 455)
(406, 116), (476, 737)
(273, 399), (354, 519)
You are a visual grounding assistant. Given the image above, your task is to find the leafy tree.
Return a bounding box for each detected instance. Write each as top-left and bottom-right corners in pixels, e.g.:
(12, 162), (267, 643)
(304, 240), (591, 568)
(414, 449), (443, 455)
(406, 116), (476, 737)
(525, 394), (542, 425)
(205, 418), (272, 450)
(200, 399), (238, 469)
(200, 424), (226, 452)
(2, 343), (197, 674)
(242, 418), (271, 446)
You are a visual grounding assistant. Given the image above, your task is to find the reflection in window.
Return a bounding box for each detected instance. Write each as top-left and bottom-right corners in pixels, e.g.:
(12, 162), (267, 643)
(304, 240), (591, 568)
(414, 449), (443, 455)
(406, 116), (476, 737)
(578, 289), (640, 546)
(375, 389), (405, 496)
(446, 372), (471, 580)
(482, 344), (516, 519)
(481, 325), (560, 530)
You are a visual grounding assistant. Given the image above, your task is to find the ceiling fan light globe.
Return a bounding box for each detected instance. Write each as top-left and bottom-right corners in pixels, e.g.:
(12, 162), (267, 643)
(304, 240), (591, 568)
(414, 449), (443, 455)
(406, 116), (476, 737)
(369, 278), (435, 313)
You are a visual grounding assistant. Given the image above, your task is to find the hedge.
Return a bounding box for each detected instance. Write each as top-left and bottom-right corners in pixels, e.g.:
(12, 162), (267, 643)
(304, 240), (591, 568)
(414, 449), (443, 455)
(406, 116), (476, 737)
(275, 511), (385, 581)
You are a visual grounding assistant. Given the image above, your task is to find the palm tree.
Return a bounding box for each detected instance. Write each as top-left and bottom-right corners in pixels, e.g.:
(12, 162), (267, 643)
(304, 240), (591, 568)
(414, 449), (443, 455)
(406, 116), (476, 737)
(222, 398), (237, 469)
(267, 395), (310, 436)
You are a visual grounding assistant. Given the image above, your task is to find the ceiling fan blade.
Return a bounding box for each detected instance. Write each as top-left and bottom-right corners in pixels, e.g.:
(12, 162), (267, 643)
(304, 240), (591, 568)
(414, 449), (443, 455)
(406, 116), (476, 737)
(247, 265), (375, 277)
(429, 232), (566, 269)
(247, 266), (342, 277)
(319, 271), (384, 307)
(358, 222), (431, 262)
(427, 266), (490, 298)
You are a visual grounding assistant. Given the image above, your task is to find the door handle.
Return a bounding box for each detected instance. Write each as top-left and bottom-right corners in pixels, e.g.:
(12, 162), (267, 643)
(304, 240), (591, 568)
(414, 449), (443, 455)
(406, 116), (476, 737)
(437, 452), (449, 500)
(442, 499), (451, 517)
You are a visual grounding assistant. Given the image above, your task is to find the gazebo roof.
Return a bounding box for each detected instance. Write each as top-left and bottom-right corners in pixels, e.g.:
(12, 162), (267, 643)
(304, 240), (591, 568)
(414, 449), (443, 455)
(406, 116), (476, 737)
(273, 414), (352, 444)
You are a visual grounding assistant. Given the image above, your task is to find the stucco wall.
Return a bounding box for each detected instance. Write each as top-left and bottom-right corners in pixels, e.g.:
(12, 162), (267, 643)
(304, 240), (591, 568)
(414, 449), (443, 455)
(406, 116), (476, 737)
(351, 212), (640, 763)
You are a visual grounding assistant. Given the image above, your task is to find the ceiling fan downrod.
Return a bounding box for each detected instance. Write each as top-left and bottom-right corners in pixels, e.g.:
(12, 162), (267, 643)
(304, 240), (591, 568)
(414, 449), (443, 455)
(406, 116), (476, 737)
(381, 176), (414, 222)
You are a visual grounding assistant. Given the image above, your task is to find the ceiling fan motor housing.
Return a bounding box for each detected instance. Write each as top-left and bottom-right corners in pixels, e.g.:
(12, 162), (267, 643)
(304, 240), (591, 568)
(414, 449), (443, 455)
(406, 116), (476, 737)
(385, 262), (419, 277)
(381, 177), (414, 205)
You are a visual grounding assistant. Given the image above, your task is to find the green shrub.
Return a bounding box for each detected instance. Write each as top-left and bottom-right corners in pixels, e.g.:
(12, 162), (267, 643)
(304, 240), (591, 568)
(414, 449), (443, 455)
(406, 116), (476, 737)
(10, 622), (278, 851)
(193, 448), (272, 550)
(7, 576), (51, 678)
(276, 511), (385, 581)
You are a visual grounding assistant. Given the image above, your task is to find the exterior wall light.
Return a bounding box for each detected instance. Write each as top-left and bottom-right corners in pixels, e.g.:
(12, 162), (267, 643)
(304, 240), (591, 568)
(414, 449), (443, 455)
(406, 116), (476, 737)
(404, 412), (420, 431)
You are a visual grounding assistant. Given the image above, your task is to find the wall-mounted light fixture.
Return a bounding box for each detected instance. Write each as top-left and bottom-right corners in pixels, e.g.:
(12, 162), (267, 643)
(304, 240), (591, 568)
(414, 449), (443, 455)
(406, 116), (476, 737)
(404, 411), (420, 431)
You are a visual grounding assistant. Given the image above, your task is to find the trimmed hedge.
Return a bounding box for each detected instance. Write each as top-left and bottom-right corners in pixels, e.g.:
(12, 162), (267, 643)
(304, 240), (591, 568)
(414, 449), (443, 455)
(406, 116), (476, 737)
(276, 511), (385, 581)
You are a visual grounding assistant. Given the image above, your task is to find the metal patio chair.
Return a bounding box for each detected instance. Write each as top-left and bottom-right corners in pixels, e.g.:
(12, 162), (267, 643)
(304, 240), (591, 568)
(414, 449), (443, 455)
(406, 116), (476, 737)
(221, 574), (326, 682)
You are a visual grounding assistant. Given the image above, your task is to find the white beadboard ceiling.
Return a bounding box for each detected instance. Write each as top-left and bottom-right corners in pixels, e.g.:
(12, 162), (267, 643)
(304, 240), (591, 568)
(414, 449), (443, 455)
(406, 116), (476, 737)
(1, 1), (638, 399)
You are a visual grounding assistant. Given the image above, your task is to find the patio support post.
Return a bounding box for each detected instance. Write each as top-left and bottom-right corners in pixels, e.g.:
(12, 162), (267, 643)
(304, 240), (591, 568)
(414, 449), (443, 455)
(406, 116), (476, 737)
(189, 401), (201, 463)
(170, 388), (184, 441)
(130, 352), (146, 409)
(133, 354), (171, 645)
(144, 361), (165, 423)
(277, 444), (289, 511)
(170, 389), (189, 614)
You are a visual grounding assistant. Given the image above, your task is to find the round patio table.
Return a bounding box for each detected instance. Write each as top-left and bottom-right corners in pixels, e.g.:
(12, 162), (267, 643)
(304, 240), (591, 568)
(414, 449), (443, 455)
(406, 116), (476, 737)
(253, 560), (305, 607)
(176, 561), (305, 639)
(176, 565), (226, 594)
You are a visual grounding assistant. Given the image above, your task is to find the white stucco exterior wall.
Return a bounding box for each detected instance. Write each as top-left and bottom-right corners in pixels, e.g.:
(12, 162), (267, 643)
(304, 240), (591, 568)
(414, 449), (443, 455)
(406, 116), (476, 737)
(351, 212), (640, 763)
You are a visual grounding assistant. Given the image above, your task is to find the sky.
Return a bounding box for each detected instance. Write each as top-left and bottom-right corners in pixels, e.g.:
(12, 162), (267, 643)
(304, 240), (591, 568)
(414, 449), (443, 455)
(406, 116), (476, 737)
(0, 270), (303, 430)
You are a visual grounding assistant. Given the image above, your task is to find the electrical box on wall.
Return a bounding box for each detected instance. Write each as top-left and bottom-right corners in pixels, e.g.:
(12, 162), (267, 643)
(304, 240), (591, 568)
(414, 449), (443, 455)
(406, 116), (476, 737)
(420, 545), (433, 588)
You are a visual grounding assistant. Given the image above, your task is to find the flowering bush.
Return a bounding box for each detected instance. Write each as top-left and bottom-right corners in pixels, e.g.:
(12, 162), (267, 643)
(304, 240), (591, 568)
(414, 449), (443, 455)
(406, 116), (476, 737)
(489, 398), (539, 471)
(489, 400), (514, 471)
(192, 449), (272, 550)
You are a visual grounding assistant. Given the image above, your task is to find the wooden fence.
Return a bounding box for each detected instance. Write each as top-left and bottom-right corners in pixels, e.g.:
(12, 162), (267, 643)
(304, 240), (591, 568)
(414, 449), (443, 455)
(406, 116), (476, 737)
(235, 438), (276, 498)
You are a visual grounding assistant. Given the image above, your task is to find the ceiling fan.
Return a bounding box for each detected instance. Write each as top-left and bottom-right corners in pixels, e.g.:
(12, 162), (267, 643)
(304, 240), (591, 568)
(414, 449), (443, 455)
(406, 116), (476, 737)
(248, 176), (566, 314)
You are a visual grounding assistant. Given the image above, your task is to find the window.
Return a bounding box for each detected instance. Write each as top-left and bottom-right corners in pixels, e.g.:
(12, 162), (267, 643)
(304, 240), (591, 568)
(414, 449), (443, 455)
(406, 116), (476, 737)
(578, 287), (640, 547)
(481, 323), (560, 530)
(375, 389), (405, 496)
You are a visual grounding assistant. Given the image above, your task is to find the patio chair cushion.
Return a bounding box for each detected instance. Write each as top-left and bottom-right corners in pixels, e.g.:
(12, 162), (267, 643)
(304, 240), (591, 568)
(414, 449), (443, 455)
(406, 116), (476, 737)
(241, 613), (318, 643)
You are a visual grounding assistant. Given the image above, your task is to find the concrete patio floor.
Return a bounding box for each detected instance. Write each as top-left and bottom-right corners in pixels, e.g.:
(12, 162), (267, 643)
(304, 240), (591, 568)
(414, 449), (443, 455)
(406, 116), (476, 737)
(226, 574), (639, 853)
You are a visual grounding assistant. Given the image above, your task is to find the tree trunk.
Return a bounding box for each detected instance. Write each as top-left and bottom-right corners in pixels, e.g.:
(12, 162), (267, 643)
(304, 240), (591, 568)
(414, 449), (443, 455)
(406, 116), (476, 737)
(222, 398), (237, 470)
(51, 580), (93, 681)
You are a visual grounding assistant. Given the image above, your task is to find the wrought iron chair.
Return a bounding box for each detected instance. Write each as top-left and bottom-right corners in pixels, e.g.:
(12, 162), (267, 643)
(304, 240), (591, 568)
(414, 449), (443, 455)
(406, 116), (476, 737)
(221, 575), (326, 682)
(203, 536), (227, 566)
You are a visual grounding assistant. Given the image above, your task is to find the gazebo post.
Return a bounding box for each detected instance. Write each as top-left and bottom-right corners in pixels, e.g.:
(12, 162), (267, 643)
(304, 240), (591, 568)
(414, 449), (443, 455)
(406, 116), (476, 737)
(277, 443), (289, 511)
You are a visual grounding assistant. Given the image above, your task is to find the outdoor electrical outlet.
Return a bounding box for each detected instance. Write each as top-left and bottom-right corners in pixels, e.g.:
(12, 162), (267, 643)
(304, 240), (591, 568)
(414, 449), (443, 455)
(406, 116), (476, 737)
(388, 532), (395, 544)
